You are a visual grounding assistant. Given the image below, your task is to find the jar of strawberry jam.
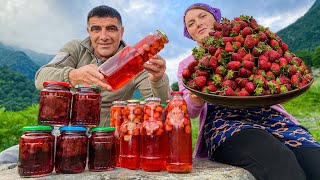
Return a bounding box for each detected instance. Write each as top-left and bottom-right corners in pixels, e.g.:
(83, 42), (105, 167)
(140, 97), (166, 172)
(18, 126), (54, 177)
(98, 30), (169, 90)
(89, 127), (116, 171)
(38, 81), (72, 126)
(55, 126), (88, 174)
(71, 84), (101, 127)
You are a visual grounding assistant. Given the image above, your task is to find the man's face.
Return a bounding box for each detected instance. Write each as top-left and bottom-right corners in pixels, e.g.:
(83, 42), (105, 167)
(87, 16), (124, 60)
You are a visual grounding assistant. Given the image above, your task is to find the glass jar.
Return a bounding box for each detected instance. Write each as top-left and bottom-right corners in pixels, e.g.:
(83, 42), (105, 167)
(55, 126), (87, 174)
(124, 99), (143, 123)
(18, 126), (54, 177)
(110, 100), (127, 167)
(71, 84), (101, 127)
(140, 97), (166, 172)
(38, 81), (72, 126)
(98, 30), (169, 90)
(89, 127), (116, 171)
(165, 91), (192, 173)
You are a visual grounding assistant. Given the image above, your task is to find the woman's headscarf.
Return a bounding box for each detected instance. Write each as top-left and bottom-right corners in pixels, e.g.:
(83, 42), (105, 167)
(183, 3), (221, 40)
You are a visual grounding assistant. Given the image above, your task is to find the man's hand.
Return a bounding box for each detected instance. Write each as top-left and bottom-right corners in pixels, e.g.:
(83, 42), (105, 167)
(68, 64), (113, 91)
(143, 55), (166, 82)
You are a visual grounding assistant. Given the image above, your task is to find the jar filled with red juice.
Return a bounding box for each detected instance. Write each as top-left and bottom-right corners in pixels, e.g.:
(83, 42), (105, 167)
(18, 126), (54, 177)
(38, 81), (72, 126)
(165, 91), (192, 173)
(89, 127), (116, 171)
(71, 84), (101, 127)
(55, 126), (87, 174)
(110, 100), (127, 166)
(140, 97), (166, 172)
(98, 30), (168, 90)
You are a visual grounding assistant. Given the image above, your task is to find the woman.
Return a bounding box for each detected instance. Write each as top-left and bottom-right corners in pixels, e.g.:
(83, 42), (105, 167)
(178, 3), (320, 180)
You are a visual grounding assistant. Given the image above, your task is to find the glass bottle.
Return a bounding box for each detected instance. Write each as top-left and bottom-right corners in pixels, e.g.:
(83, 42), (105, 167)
(71, 84), (101, 127)
(110, 100), (127, 167)
(89, 127), (116, 171)
(18, 126), (54, 177)
(165, 91), (192, 173)
(98, 30), (169, 90)
(55, 126), (88, 174)
(38, 81), (72, 126)
(140, 97), (166, 171)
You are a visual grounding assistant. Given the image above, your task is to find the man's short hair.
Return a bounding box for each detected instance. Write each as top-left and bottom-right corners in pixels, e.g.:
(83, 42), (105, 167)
(87, 5), (122, 26)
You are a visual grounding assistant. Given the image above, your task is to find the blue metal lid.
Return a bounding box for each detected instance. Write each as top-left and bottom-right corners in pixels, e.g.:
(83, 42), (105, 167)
(59, 126), (87, 132)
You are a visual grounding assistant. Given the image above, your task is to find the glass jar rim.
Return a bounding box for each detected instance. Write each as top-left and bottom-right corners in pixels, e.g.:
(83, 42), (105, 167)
(91, 127), (116, 132)
(22, 125), (53, 132)
(59, 126), (87, 132)
(171, 91), (183, 95)
(43, 81), (71, 88)
(75, 84), (101, 92)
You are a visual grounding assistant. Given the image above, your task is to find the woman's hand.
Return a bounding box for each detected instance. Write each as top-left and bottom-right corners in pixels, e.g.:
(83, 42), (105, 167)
(189, 91), (205, 105)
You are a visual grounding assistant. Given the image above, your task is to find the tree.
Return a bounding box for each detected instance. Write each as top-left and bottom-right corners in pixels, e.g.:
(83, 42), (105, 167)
(312, 46), (320, 68)
(171, 82), (179, 91)
(296, 49), (313, 68)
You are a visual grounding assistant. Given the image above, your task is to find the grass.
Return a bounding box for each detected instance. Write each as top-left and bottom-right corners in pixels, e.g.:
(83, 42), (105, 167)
(191, 77), (320, 149)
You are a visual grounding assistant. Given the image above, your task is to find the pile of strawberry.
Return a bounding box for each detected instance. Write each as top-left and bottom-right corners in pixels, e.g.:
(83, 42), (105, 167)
(183, 15), (313, 96)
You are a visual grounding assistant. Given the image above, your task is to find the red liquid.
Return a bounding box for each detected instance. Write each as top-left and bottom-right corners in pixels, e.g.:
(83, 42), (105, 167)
(166, 127), (192, 173)
(71, 93), (101, 127)
(140, 134), (167, 171)
(89, 132), (115, 171)
(55, 133), (87, 174)
(18, 133), (54, 177)
(38, 91), (72, 126)
(119, 135), (140, 169)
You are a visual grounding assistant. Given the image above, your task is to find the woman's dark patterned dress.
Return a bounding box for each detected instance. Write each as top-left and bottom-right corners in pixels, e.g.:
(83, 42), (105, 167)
(203, 104), (320, 156)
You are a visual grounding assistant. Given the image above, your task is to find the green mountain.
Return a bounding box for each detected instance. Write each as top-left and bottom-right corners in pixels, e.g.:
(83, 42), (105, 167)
(277, 0), (320, 53)
(0, 66), (39, 111)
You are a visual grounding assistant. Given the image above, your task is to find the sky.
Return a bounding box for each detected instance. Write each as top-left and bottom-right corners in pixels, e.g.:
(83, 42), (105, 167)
(0, 0), (316, 83)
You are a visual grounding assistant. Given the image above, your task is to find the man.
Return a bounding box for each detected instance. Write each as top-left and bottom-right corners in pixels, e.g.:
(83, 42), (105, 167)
(0, 5), (171, 164)
(35, 5), (171, 126)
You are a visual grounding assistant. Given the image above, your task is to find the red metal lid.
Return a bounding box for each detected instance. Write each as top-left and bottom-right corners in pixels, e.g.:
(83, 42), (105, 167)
(43, 81), (71, 88)
(170, 91), (183, 95)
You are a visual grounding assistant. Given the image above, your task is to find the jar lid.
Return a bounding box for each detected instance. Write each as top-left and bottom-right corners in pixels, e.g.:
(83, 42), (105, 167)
(171, 91), (183, 95)
(161, 104), (167, 107)
(43, 81), (71, 88)
(140, 101), (146, 105)
(75, 84), (101, 92)
(112, 100), (127, 105)
(146, 97), (161, 101)
(59, 126), (87, 132)
(91, 127), (116, 132)
(127, 99), (140, 103)
(22, 125), (53, 132)
(156, 29), (169, 43)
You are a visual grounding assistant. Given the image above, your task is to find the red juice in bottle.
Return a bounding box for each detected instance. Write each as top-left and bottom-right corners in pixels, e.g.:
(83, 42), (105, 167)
(165, 92), (192, 173)
(140, 97), (166, 172)
(99, 30), (168, 90)
(18, 126), (54, 177)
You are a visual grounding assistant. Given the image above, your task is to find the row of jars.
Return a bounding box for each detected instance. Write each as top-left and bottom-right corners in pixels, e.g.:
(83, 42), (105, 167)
(18, 125), (116, 177)
(111, 92), (192, 173)
(38, 81), (101, 127)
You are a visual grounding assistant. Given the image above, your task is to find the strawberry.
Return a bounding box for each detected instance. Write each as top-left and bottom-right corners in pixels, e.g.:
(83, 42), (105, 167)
(290, 57), (302, 66)
(223, 86), (236, 96)
(277, 48), (283, 57)
(270, 63), (280, 76)
(233, 42), (242, 50)
(239, 68), (251, 78)
(231, 25), (241, 35)
(214, 48), (223, 58)
(206, 80), (213, 86)
(259, 31), (268, 42)
(288, 65), (297, 76)
(258, 55), (268, 62)
(258, 60), (271, 71)
(193, 76), (207, 89)
(238, 20), (248, 29)
(280, 85), (289, 93)
(208, 46), (217, 55)
(238, 88), (250, 96)
(244, 35), (255, 49)
(182, 69), (191, 79)
(243, 60), (254, 70)
(194, 70), (209, 77)
(303, 74), (313, 82)
(215, 66), (227, 76)
(266, 71), (275, 80)
(225, 70), (237, 80)
(207, 84), (219, 92)
(187, 60), (198, 73)
(234, 35), (245, 44)
(256, 70), (266, 77)
(187, 80), (197, 90)
(291, 75), (299, 88)
(245, 82), (255, 93)
(222, 24), (232, 37)
(268, 49), (280, 63)
(243, 53), (254, 62)
(223, 37), (234, 44)
(222, 79), (237, 90)
(284, 53), (293, 62)
(249, 17), (258, 30)
(235, 77), (249, 88)
(214, 22), (222, 31)
(214, 31), (222, 40)
(268, 80), (280, 94)
(212, 74), (223, 85)
(241, 27), (252, 37)
(237, 48), (247, 57)
(225, 42), (234, 53)
(231, 53), (242, 62)
(199, 56), (210, 68)
(253, 75), (266, 88)
(281, 42), (289, 53)
(209, 56), (218, 70)
(252, 47), (262, 57)
(279, 58), (288, 67)
(277, 75), (291, 85)
(299, 78), (308, 88)
(270, 39), (279, 50)
(254, 87), (266, 96)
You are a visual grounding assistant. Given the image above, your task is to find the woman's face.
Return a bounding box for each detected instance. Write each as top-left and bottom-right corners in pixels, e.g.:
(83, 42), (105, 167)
(184, 8), (216, 45)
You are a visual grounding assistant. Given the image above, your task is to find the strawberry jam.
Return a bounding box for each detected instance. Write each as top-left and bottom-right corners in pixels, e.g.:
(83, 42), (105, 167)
(55, 126), (87, 174)
(99, 30), (168, 90)
(165, 92), (192, 173)
(71, 84), (101, 127)
(38, 81), (72, 126)
(89, 127), (116, 171)
(18, 126), (54, 177)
